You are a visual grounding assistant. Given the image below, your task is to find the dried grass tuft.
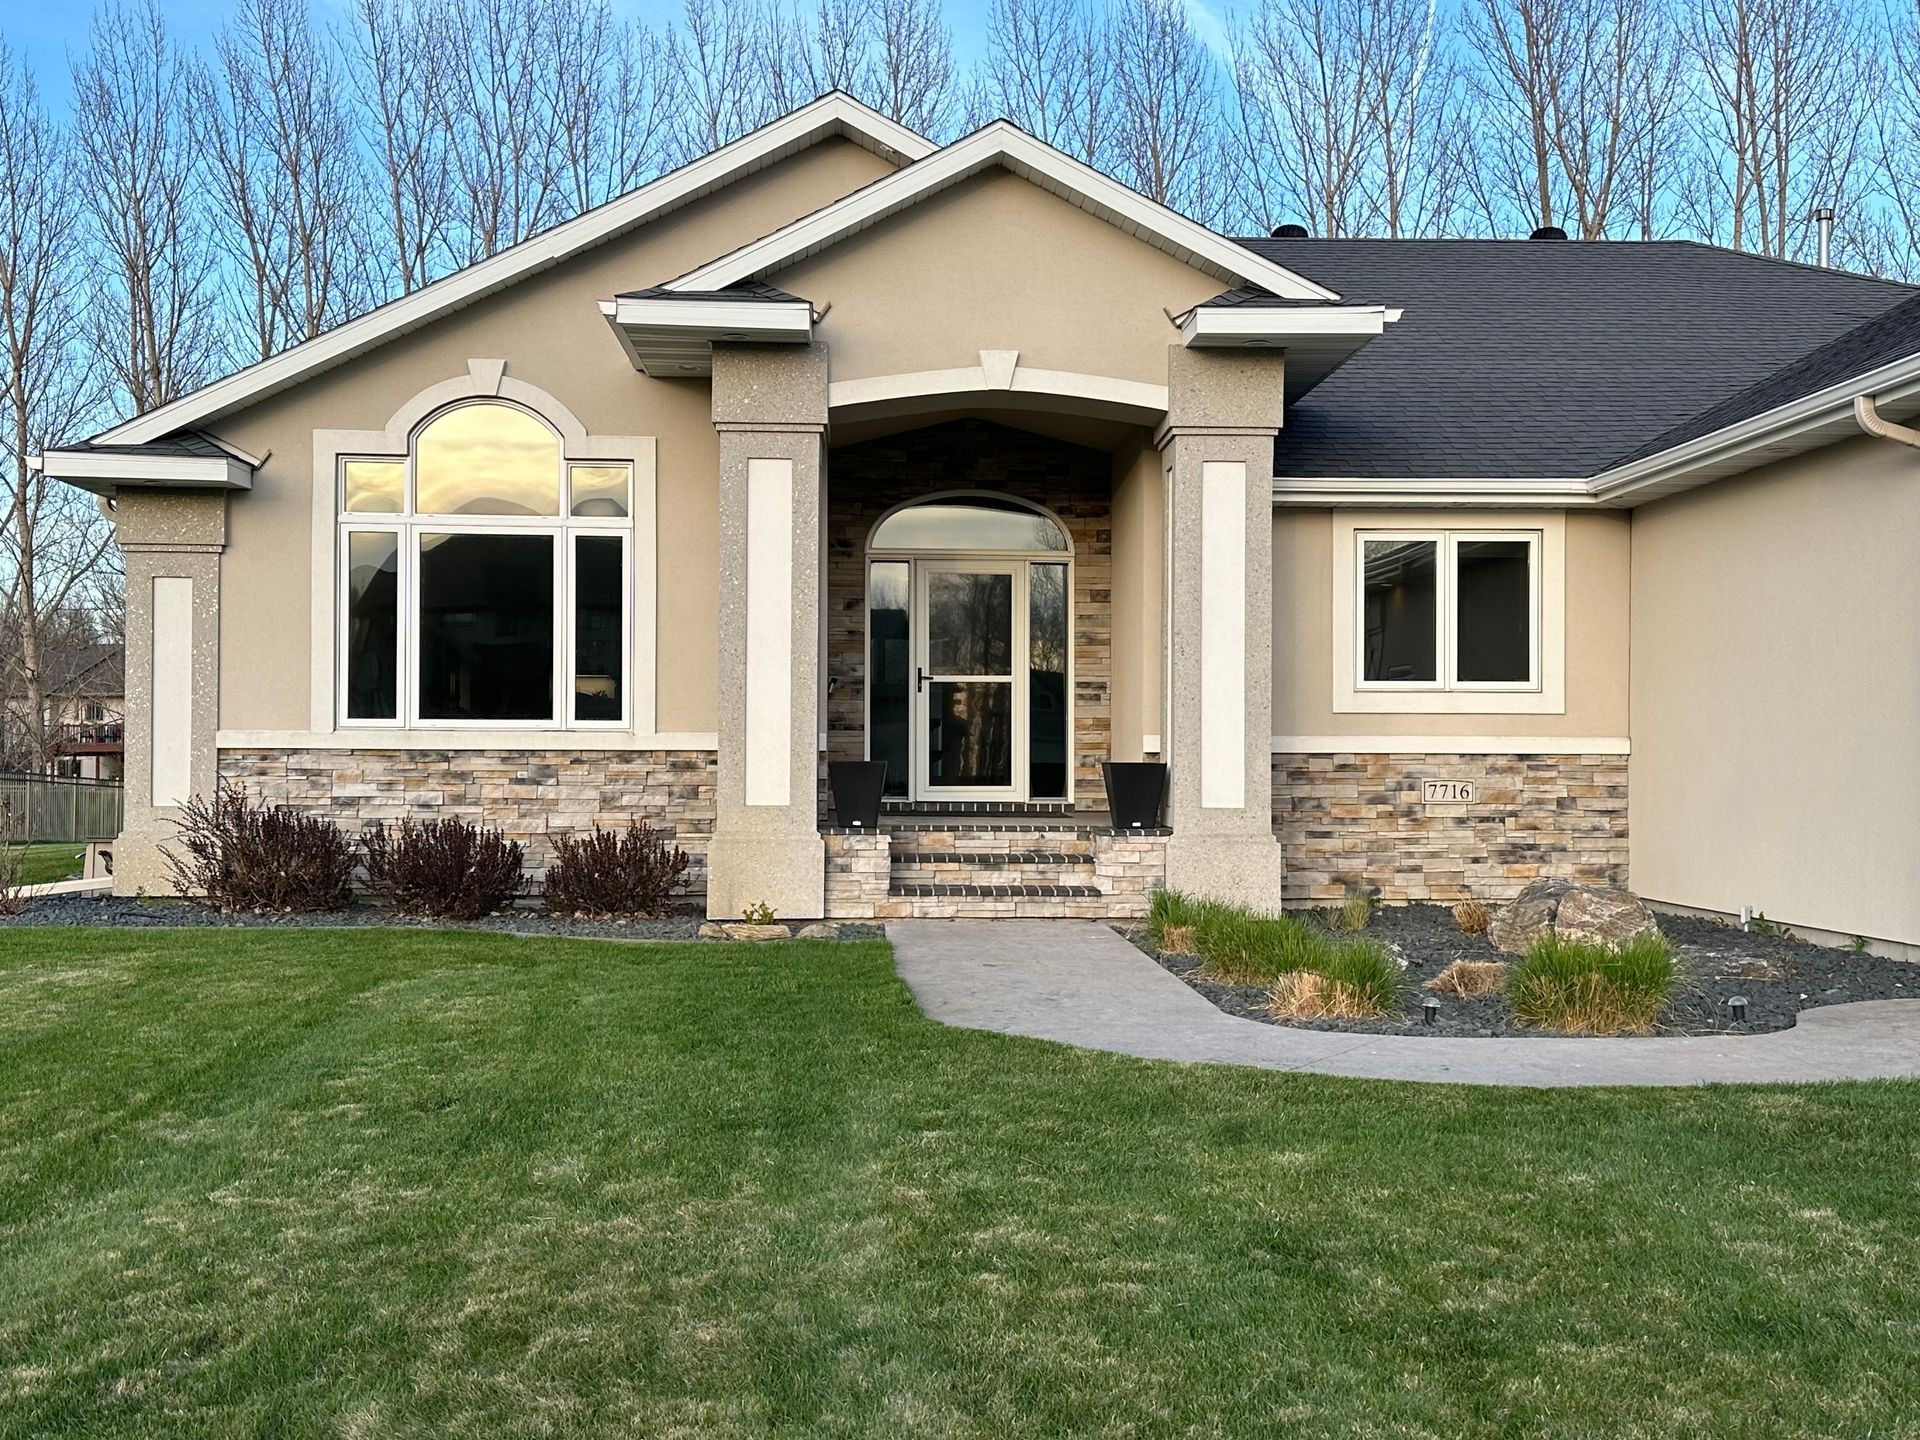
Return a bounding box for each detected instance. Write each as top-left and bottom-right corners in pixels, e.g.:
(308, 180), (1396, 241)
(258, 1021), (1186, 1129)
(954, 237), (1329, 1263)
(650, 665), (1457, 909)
(1426, 959), (1509, 998)
(1159, 924), (1197, 955)
(1452, 899), (1494, 935)
(1266, 970), (1384, 1021)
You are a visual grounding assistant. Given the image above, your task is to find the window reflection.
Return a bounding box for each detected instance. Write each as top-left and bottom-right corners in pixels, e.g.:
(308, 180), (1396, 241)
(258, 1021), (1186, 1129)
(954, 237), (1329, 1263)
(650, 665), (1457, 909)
(872, 496), (1067, 551)
(1363, 538), (1438, 682)
(416, 402), (561, 516)
(343, 459), (404, 514)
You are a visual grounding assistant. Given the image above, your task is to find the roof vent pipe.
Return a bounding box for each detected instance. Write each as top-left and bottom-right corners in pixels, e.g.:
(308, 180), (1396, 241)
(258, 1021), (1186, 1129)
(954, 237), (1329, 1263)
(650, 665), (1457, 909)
(1812, 206), (1836, 267)
(1271, 223), (1311, 238)
(1529, 225), (1568, 240)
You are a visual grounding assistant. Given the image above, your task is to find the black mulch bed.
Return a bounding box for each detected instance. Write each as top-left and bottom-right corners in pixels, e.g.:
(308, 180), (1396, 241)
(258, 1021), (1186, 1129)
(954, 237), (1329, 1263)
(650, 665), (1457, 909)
(0, 894), (883, 942)
(1125, 904), (1920, 1038)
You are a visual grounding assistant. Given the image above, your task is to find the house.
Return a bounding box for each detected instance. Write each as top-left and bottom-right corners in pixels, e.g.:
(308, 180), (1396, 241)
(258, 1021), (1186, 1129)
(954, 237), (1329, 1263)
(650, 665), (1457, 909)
(37, 93), (1920, 950)
(1, 642), (124, 782)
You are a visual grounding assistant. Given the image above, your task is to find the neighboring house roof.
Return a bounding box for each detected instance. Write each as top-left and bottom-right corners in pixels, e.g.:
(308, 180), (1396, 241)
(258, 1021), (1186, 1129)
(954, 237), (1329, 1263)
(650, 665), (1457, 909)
(3, 643), (123, 702)
(1256, 238), (1916, 480)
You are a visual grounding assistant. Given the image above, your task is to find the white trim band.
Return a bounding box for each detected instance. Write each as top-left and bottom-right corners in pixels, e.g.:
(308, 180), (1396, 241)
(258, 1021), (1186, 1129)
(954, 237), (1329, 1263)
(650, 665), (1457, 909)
(1272, 735), (1630, 755)
(216, 729), (720, 751)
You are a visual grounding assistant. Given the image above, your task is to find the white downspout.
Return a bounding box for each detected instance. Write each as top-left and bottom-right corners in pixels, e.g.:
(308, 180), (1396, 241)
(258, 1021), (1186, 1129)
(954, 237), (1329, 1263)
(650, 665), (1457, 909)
(1853, 393), (1920, 449)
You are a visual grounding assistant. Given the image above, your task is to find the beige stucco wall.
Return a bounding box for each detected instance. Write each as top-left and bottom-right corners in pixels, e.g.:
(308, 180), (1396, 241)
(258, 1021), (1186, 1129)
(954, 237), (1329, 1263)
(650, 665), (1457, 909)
(1630, 434), (1920, 944)
(1108, 432), (1164, 757)
(1272, 508), (1632, 739)
(208, 136), (897, 735)
(777, 170), (1225, 388)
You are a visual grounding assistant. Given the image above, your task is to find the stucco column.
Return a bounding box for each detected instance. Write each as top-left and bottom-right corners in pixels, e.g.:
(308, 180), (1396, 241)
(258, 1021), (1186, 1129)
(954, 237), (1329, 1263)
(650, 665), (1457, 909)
(705, 342), (829, 919)
(111, 491), (226, 896)
(1158, 347), (1287, 909)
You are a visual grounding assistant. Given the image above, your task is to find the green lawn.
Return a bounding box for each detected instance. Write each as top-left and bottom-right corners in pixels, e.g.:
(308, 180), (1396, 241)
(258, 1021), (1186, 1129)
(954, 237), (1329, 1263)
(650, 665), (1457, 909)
(5, 843), (84, 887)
(1, 930), (1916, 1438)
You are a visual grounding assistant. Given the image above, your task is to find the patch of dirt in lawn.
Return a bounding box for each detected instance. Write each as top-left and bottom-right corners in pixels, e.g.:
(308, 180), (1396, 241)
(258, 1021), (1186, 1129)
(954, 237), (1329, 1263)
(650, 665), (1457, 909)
(1127, 904), (1920, 1038)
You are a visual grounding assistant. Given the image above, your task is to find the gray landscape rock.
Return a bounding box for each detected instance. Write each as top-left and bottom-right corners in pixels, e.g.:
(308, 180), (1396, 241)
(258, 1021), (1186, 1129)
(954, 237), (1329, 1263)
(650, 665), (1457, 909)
(697, 921), (793, 941)
(1487, 877), (1658, 955)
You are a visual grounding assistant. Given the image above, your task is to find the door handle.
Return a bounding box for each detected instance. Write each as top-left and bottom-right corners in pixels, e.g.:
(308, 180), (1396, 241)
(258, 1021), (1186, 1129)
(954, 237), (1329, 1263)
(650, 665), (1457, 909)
(916, 666), (928, 695)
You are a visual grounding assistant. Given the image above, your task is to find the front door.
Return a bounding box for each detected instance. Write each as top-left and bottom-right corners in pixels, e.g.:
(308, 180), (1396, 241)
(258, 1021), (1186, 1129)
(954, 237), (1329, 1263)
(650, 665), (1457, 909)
(914, 561), (1022, 800)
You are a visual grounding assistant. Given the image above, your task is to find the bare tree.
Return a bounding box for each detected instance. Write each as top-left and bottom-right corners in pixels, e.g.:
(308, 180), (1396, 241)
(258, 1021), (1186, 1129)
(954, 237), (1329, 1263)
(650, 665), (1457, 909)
(1682, 0), (1872, 257)
(972, 0), (1114, 164)
(872, 0), (957, 135)
(1108, 0), (1226, 219)
(347, 0), (457, 295)
(194, 0), (373, 361)
(668, 0), (779, 163)
(1464, 0), (1686, 238)
(0, 42), (116, 772)
(544, 0), (676, 215)
(69, 0), (224, 412)
(1227, 0), (1464, 236)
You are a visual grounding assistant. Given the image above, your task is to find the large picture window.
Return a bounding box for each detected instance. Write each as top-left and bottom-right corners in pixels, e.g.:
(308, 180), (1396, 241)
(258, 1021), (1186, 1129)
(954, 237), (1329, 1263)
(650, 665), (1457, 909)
(338, 400), (631, 728)
(1358, 529), (1539, 692)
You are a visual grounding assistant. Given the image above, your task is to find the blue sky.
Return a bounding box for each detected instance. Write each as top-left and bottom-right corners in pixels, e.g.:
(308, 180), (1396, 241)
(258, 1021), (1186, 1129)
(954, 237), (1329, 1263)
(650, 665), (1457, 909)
(6, 0), (1017, 105)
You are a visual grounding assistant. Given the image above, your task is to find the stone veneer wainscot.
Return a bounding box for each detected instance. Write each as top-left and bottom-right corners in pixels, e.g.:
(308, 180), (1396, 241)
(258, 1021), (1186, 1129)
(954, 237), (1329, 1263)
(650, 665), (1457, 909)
(1273, 752), (1629, 905)
(221, 749), (718, 888)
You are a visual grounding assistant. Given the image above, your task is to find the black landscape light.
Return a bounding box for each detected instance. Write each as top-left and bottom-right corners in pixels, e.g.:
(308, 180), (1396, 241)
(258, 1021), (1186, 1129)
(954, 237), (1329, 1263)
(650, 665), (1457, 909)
(1422, 997), (1439, 1027)
(1729, 995), (1749, 1024)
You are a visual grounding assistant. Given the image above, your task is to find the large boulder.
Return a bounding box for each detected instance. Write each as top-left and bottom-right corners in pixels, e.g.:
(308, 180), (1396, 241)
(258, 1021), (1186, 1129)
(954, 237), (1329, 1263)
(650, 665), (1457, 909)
(1487, 877), (1658, 956)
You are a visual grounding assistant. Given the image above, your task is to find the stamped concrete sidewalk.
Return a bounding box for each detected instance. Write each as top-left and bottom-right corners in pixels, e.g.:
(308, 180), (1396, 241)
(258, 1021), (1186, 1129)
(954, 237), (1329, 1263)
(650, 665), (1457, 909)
(888, 919), (1920, 1087)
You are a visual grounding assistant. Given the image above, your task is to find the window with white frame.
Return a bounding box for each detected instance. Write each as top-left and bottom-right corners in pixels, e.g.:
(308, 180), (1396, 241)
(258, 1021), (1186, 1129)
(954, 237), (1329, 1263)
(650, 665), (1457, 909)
(1357, 529), (1539, 691)
(337, 400), (632, 728)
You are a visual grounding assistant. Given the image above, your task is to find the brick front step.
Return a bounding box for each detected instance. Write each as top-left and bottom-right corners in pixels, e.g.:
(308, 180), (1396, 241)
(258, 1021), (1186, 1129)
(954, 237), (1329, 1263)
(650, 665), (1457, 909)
(893, 882), (1100, 898)
(891, 850), (1091, 866)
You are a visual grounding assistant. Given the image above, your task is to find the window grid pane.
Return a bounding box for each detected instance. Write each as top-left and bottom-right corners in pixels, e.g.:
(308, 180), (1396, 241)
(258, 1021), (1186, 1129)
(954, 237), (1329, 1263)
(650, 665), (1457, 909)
(1453, 538), (1533, 684)
(1362, 538), (1438, 683)
(344, 531), (399, 719)
(569, 464), (631, 518)
(343, 460), (404, 514)
(415, 403), (561, 516)
(417, 532), (555, 721)
(573, 535), (624, 722)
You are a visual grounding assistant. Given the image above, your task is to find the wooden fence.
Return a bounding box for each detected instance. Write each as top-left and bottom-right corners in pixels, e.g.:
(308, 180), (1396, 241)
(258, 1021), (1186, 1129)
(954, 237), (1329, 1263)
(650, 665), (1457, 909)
(0, 776), (124, 843)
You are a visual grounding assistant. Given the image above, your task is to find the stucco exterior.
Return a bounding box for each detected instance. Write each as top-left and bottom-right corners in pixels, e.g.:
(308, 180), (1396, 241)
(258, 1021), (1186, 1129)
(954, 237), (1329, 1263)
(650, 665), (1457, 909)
(1629, 433), (1920, 947)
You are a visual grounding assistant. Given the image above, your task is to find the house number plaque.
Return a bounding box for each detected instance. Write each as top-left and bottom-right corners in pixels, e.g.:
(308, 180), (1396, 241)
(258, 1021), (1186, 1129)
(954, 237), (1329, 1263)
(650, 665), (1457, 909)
(1421, 779), (1475, 806)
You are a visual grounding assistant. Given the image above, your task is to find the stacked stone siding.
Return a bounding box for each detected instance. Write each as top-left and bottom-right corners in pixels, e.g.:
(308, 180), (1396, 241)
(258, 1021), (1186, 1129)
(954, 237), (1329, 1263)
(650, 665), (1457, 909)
(1274, 753), (1628, 905)
(824, 830), (891, 918)
(220, 748), (718, 890)
(826, 418), (1113, 811)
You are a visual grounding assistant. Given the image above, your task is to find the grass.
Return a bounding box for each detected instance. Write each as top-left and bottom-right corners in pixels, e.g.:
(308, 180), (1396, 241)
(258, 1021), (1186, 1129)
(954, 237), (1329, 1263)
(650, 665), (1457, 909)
(1509, 931), (1679, 1034)
(1150, 889), (1401, 1015)
(1428, 958), (1511, 998)
(3, 843), (85, 888)
(2, 928), (1919, 1437)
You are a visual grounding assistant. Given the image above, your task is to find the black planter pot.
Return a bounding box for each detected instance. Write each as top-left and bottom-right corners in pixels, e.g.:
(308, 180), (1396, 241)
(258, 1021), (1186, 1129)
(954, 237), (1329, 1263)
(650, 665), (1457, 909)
(829, 761), (889, 829)
(1103, 761), (1168, 829)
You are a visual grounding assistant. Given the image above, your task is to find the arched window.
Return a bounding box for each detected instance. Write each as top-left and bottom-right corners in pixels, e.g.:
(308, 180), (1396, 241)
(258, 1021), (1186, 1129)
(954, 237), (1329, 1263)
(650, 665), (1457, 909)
(337, 400), (632, 729)
(868, 493), (1068, 553)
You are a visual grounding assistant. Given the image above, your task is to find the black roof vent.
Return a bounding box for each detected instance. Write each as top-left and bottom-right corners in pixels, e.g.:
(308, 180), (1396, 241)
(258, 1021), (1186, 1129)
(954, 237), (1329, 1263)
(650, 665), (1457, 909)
(1271, 223), (1311, 239)
(1529, 225), (1569, 241)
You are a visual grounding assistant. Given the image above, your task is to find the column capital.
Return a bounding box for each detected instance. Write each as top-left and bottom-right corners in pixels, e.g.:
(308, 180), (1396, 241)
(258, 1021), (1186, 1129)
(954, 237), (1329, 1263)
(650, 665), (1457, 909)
(712, 341), (828, 430)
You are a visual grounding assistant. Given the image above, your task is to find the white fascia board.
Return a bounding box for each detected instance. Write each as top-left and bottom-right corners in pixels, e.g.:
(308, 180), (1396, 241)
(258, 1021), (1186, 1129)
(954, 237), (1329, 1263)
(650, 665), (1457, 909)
(37, 449), (253, 491)
(610, 297), (813, 337)
(1590, 350), (1920, 504)
(665, 121), (1340, 302)
(1181, 305), (1388, 347)
(1273, 476), (1595, 507)
(96, 93), (933, 447)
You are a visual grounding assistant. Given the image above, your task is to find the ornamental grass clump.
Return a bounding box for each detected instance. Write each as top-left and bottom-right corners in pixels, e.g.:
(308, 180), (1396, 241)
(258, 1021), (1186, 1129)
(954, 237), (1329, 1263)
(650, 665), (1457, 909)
(541, 821), (690, 919)
(1267, 937), (1403, 1020)
(1193, 905), (1331, 985)
(1452, 899), (1494, 935)
(1427, 959), (1509, 998)
(361, 817), (525, 921)
(164, 782), (355, 912)
(1508, 931), (1677, 1035)
(1330, 888), (1375, 933)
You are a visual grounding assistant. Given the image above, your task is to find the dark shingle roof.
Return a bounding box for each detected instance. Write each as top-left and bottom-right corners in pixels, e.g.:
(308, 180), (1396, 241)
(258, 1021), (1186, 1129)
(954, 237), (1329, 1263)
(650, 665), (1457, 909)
(1616, 289), (1920, 464)
(1245, 238), (1915, 479)
(61, 431), (233, 459)
(614, 279), (807, 303)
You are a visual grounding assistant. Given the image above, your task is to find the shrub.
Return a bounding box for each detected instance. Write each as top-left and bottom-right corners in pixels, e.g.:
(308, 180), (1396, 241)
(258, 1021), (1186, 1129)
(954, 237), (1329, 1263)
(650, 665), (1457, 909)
(541, 821), (690, 918)
(1508, 931), (1676, 1035)
(162, 783), (355, 912)
(1452, 899), (1493, 935)
(1268, 939), (1403, 1020)
(1427, 959), (1509, 998)
(361, 817), (525, 920)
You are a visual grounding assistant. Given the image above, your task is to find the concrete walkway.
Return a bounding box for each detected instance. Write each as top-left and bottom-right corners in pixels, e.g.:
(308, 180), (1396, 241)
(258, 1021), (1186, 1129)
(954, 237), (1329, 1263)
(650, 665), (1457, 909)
(888, 920), (1920, 1087)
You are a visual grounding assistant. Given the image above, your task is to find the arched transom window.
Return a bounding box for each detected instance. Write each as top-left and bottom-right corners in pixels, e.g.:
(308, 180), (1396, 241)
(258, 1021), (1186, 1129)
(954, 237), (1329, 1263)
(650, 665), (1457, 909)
(338, 400), (632, 728)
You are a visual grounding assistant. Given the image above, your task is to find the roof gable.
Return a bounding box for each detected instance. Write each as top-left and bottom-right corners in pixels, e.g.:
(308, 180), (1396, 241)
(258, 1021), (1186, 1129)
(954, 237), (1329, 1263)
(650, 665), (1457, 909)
(97, 93), (933, 447)
(663, 121), (1340, 302)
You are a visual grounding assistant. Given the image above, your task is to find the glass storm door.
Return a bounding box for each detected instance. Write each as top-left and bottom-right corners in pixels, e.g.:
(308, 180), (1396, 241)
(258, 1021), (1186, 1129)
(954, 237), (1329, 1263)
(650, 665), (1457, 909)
(914, 562), (1021, 799)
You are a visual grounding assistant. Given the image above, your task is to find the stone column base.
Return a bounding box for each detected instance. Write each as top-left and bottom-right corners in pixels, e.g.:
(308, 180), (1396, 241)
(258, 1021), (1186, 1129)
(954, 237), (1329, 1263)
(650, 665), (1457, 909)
(1164, 833), (1286, 912)
(110, 822), (178, 898)
(706, 831), (826, 920)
